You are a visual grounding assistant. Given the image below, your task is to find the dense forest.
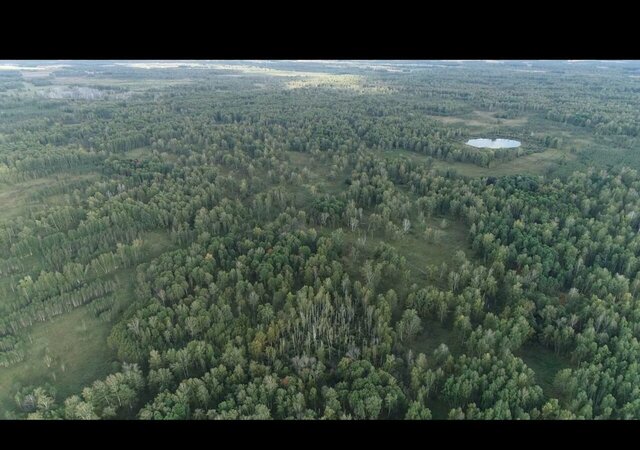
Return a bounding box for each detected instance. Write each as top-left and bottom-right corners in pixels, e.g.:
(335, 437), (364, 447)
(2, 60), (640, 419)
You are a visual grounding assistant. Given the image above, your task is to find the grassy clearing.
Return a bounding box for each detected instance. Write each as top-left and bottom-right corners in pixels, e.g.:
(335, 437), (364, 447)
(0, 172), (100, 224)
(432, 148), (575, 177)
(285, 74), (381, 92)
(0, 306), (116, 416)
(517, 342), (573, 400)
(383, 109), (604, 178)
(428, 110), (529, 128)
(49, 77), (194, 91)
(289, 148), (473, 289)
(286, 151), (346, 187)
(411, 319), (459, 358)
(379, 147), (574, 178)
(143, 230), (175, 257)
(0, 230), (175, 416)
(471, 110), (529, 127)
(285, 151), (350, 206)
(426, 398), (453, 420)
(108, 230), (176, 315)
(124, 146), (153, 159)
(335, 214), (471, 291)
(387, 217), (469, 273)
(410, 320), (460, 420)
(0, 178), (55, 222)
(124, 147), (180, 164)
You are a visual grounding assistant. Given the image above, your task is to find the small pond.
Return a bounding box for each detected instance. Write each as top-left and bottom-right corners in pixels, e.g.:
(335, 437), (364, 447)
(466, 138), (521, 149)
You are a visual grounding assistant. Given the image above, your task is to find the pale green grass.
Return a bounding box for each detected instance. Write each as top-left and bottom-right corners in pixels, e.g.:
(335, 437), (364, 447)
(0, 306), (116, 416)
(433, 148), (575, 177)
(0, 230), (175, 417)
(378, 147), (574, 177)
(0, 172), (100, 224)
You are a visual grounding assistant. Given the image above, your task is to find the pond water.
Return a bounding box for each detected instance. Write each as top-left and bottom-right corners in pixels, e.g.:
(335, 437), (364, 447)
(466, 138), (521, 149)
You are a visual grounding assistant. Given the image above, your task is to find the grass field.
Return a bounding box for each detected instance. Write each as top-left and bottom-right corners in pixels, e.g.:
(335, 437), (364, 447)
(0, 178), (56, 223)
(286, 151), (350, 194)
(410, 320), (460, 420)
(125, 146), (180, 163)
(0, 163), (176, 417)
(0, 306), (116, 416)
(395, 110), (625, 178)
(346, 217), (470, 283)
(517, 343), (573, 400)
(295, 146), (474, 285)
(0, 172), (100, 224)
(0, 230), (176, 416)
(411, 319), (459, 357)
(378, 147), (575, 178)
(434, 148), (575, 177)
(50, 77), (194, 92)
(428, 110), (529, 128)
(124, 146), (153, 159)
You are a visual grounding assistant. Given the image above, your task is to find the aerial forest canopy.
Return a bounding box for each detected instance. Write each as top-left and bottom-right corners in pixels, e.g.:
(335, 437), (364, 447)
(2, 60), (640, 419)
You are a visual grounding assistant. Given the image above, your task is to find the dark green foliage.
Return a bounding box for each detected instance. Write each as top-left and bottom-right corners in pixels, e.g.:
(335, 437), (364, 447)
(2, 61), (640, 419)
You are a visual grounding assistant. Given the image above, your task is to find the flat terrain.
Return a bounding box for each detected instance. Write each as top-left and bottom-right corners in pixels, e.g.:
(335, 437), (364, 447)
(433, 148), (574, 177)
(517, 343), (574, 400)
(0, 306), (115, 414)
(0, 164), (175, 415)
(411, 319), (459, 357)
(2, 61), (637, 419)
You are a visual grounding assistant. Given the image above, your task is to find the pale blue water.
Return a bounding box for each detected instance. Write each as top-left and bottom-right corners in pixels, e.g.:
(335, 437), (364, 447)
(466, 138), (521, 149)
